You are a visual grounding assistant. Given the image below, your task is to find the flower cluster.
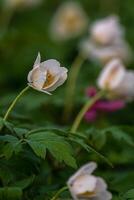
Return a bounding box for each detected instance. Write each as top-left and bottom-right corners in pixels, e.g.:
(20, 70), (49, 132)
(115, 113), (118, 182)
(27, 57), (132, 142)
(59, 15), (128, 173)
(67, 162), (112, 200)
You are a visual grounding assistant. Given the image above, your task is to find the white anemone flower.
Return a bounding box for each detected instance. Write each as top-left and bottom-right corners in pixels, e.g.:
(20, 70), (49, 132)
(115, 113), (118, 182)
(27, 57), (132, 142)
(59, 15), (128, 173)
(90, 16), (124, 46)
(67, 162), (112, 200)
(27, 53), (68, 94)
(50, 1), (88, 41)
(97, 59), (134, 100)
(4, 0), (42, 9)
(80, 39), (132, 65)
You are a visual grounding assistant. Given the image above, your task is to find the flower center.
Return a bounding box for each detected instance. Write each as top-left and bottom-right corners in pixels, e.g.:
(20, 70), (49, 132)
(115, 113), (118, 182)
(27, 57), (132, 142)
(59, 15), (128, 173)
(78, 191), (96, 197)
(43, 71), (55, 88)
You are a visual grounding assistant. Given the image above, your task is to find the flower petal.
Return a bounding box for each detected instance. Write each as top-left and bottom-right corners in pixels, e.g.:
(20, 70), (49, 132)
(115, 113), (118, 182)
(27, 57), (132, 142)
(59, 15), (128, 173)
(40, 59), (61, 73)
(71, 175), (97, 195)
(33, 52), (41, 68)
(95, 178), (107, 192)
(46, 67), (68, 92)
(91, 191), (112, 200)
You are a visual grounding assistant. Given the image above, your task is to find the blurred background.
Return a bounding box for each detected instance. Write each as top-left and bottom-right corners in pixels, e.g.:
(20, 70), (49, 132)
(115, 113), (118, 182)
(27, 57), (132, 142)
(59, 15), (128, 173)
(0, 0), (134, 125)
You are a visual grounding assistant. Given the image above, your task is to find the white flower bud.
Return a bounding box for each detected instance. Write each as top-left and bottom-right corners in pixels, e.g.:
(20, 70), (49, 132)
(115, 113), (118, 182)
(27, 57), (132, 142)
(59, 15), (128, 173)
(67, 162), (112, 200)
(27, 53), (68, 94)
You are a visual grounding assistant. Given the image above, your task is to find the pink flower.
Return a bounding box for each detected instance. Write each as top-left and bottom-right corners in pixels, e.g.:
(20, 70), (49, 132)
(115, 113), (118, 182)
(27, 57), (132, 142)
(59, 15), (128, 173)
(85, 87), (125, 122)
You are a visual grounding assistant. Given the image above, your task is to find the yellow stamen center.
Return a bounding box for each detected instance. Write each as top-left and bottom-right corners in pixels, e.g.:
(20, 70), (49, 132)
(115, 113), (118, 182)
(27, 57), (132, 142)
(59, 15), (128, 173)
(43, 71), (55, 88)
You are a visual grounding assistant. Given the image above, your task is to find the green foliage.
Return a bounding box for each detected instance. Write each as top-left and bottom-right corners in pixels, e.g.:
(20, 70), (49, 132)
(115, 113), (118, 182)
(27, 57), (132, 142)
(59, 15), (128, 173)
(26, 131), (77, 168)
(121, 189), (134, 200)
(0, 187), (22, 200)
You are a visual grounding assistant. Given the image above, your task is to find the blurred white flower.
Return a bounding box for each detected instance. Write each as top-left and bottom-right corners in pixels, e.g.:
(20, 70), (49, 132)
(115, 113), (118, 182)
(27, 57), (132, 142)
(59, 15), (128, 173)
(50, 1), (88, 41)
(28, 53), (68, 94)
(97, 59), (134, 100)
(98, 59), (125, 90)
(4, 0), (42, 9)
(67, 162), (112, 200)
(80, 15), (132, 65)
(90, 16), (124, 46)
(80, 39), (132, 64)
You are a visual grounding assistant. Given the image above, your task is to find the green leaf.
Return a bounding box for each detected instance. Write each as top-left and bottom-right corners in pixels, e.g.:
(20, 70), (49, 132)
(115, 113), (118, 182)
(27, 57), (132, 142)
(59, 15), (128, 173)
(101, 126), (134, 147)
(12, 176), (35, 189)
(0, 135), (22, 159)
(121, 189), (134, 200)
(0, 187), (22, 200)
(26, 131), (77, 168)
(27, 140), (46, 159)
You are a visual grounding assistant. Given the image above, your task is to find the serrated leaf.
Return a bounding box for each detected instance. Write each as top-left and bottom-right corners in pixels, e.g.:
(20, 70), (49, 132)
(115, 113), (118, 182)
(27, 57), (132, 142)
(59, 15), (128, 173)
(26, 131), (77, 168)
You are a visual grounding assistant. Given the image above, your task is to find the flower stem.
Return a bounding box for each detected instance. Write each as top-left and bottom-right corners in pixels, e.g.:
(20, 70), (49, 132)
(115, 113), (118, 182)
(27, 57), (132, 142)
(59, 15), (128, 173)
(50, 186), (68, 200)
(71, 90), (105, 133)
(3, 85), (30, 121)
(63, 53), (85, 122)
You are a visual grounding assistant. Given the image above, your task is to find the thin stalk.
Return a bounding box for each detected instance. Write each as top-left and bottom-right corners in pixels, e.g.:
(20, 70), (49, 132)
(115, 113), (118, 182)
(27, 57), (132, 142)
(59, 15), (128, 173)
(50, 186), (68, 200)
(71, 90), (105, 133)
(3, 85), (30, 121)
(63, 53), (85, 121)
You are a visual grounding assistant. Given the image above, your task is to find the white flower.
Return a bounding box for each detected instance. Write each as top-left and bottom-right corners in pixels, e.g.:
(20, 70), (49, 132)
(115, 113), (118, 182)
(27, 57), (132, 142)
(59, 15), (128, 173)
(90, 16), (124, 45)
(50, 1), (88, 41)
(67, 162), (112, 200)
(80, 39), (132, 64)
(27, 53), (68, 94)
(97, 59), (134, 100)
(97, 59), (126, 90)
(4, 0), (42, 9)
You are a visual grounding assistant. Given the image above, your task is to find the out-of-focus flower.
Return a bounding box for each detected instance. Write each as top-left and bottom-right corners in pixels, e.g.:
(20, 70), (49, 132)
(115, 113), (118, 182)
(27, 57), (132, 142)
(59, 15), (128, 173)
(80, 39), (132, 64)
(50, 1), (88, 41)
(27, 53), (68, 94)
(80, 15), (132, 65)
(98, 59), (125, 90)
(98, 59), (134, 100)
(67, 162), (112, 200)
(85, 86), (125, 122)
(4, 0), (42, 9)
(90, 16), (124, 46)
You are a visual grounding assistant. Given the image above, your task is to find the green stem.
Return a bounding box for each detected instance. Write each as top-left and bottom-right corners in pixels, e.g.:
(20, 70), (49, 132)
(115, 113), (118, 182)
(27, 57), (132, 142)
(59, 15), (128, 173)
(3, 85), (30, 121)
(50, 186), (68, 200)
(71, 90), (105, 133)
(63, 53), (85, 121)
